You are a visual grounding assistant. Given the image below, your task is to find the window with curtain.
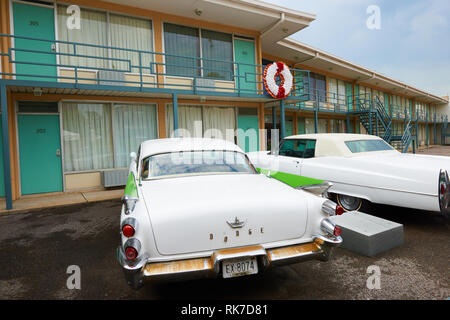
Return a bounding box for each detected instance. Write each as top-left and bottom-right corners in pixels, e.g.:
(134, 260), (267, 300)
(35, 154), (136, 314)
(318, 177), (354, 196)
(112, 104), (157, 168)
(62, 103), (113, 171)
(305, 118), (315, 133)
(329, 78), (338, 105)
(57, 6), (108, 69)
(203, 107), (236, 142)
(109, 14), (153, 73)
(318, 119), (328, 133)
(307, 73), (326, 102)
(166, 105), (203, 138)
(164, 23), (200, 77)
(201, 30), (233, 80)
(166, 105), (236, 141)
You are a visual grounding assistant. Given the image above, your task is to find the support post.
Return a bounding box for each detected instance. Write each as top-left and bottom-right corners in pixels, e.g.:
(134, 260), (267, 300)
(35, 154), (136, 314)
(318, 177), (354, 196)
(272, 106), (277, 130)
(0, 84), (12, 210)
(314, 110), (318, 133)
(172, 93), (179, 137)
(346, 114), (351, 133)
(280, 99), (286, 139)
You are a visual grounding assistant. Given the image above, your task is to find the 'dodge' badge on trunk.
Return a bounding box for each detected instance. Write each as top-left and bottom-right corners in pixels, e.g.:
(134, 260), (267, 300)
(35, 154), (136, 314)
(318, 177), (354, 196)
(227, 217), (246, 228)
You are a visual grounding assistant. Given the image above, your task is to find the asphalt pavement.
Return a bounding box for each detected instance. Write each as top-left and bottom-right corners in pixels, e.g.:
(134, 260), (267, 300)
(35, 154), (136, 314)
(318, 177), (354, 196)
(0, 199), (448, 300)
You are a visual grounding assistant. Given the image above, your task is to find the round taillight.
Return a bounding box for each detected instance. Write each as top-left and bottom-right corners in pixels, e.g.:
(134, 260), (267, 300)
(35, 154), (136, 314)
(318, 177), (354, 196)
(335, 205), (345, 215)
(125, 246), (138, 260)
(334, 226), (342, 237)
(122, 224), (135, 238)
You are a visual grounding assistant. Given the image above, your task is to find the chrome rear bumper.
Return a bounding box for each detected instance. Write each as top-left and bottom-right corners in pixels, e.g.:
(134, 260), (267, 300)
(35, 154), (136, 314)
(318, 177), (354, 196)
(117, 235), (342, 289)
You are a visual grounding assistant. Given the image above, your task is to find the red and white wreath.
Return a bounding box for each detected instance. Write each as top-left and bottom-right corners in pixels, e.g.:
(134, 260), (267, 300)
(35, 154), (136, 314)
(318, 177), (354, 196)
(263, 62), (293, 99)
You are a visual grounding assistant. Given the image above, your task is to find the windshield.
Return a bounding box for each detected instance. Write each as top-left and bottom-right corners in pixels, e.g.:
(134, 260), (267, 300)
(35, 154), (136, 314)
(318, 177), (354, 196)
(345, 139), (394, 153)
(141, 150), (256, 179)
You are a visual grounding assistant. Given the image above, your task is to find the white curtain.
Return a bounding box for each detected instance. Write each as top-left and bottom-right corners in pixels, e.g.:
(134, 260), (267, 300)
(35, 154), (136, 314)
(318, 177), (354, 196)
(62, 103), (113, 171)
(337, 80), (346, 106)
(329, 78), (338, 104)
(166, 105), (235, 141)
(57, 6), (108, 69)
(203, 107), (235, 142)
(113, 104), (157, 168)
(318, 119), (328, 133)
(166, 105), (203, 138)
(109, 14), (153, 73)
(305, 118), (315, 133)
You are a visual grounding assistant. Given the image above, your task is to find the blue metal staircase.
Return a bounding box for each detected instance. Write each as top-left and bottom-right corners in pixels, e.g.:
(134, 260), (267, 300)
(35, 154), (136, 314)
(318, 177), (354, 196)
(352, 95), (415, 153)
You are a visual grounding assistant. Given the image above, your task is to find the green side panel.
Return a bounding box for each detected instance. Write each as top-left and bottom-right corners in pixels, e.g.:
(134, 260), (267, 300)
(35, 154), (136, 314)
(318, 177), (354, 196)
(124, 172), (138, 198)
(18, 115), (62, 195)
(286, 120), (293, 136)
(257, 168), (324, 188)
(237, 115), (259, 152)
(345, 83), (353, 111)
(13, 2), (57, 81)
(0, 121), (4, 197)
(409, 100), (413, 116)
(297, 117), (305, 134)
(233, 39), (256, 94)
(384, 93), (389, 114)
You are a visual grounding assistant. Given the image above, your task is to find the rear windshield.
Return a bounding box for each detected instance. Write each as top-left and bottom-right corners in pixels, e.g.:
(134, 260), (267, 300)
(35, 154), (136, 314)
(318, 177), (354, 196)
(141, 150), (256, 179)
(345, 139), (394, 153)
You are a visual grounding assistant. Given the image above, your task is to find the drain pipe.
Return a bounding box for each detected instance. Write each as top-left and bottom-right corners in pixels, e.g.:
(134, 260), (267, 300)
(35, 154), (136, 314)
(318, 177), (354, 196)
(261, 12), (285, 38)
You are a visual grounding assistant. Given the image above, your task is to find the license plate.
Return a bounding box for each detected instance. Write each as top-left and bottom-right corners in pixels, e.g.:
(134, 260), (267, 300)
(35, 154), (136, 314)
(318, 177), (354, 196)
(222, 257), (258, 278)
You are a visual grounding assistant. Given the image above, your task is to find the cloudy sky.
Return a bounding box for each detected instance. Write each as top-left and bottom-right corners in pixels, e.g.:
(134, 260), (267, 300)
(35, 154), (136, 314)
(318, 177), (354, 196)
(266, 0), (450, 97)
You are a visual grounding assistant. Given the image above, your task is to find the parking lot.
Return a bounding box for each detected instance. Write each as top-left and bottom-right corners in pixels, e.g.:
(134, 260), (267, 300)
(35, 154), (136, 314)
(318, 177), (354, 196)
(0, 197), (448, 300)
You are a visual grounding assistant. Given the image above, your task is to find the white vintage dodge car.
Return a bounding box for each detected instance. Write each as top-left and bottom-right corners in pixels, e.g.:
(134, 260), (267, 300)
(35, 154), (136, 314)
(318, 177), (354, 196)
(248, 133), (450, 216)
(117, 138), (343, 289)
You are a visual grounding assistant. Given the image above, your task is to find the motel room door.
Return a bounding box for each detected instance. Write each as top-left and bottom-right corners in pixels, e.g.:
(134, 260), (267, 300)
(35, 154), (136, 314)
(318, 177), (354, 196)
(234, 38), (256, 94)
(18, 109), (63, 195)
(12, 2), (57, 81)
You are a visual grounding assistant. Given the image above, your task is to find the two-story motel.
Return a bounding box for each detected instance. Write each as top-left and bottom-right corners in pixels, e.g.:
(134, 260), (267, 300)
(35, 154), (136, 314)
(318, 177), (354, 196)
(0, 0), (449, 209)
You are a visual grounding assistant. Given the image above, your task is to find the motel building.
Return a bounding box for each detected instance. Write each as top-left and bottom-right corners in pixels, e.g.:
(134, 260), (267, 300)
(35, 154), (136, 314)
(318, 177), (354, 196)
(0, 0), (449, 210)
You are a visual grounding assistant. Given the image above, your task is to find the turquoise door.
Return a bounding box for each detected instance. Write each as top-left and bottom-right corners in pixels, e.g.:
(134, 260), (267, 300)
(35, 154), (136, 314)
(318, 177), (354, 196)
(234, 39), (256, 94)
(286, 120), (293, 136)
(237, 115), (259, 152)
(13, 2), (57, 81)
(18, 115), (62, 195)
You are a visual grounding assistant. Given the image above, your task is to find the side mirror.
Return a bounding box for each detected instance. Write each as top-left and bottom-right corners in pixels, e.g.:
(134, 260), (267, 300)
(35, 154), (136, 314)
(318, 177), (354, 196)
(130, 152), (137, 161)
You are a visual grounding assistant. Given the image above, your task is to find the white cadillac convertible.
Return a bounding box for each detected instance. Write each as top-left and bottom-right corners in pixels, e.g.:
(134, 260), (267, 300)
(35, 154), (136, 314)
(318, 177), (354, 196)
(248, 133), (450, 217)
(117, 138), (343, 289)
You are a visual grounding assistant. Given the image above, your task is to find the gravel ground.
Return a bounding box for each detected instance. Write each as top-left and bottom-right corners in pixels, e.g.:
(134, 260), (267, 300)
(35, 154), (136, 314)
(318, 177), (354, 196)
(0, 199), (448, 300)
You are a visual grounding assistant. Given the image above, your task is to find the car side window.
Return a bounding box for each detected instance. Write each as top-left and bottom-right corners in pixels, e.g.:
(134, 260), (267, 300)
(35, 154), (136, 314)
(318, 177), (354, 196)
(279, 139), (316, 158)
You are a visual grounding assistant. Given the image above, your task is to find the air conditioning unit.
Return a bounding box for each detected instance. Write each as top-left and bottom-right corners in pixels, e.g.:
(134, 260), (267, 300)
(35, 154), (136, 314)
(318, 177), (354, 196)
(101, 169), (129, 187)
(98, 70), (125, 86)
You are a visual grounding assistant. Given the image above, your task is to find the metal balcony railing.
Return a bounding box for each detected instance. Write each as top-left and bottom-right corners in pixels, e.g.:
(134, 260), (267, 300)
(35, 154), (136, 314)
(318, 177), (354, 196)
(0, 33), (311, 99)
(294, 88), (352, 113)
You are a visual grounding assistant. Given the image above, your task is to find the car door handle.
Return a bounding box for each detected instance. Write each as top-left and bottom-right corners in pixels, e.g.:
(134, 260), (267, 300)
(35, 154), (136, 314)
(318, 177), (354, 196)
(56, 149), (61, 157)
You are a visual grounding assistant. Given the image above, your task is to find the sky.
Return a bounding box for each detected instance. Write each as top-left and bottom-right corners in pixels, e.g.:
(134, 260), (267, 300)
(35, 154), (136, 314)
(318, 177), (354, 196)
(266, 0), (450, 97)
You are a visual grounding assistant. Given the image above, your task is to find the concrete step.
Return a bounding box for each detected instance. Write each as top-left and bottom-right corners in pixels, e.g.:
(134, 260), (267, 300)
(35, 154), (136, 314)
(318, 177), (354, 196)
(330, 211), (404, 257)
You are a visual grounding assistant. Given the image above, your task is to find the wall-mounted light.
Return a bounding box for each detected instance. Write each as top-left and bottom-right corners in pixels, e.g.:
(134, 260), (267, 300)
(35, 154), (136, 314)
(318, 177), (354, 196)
(194, 8), (203, 16)
(200, 96), (206, 102)
(282, 27), (289, 33)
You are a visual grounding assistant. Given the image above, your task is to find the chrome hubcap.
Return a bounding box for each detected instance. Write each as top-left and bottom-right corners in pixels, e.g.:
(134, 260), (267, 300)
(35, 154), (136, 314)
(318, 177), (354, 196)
(338, 195), (361, 211)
